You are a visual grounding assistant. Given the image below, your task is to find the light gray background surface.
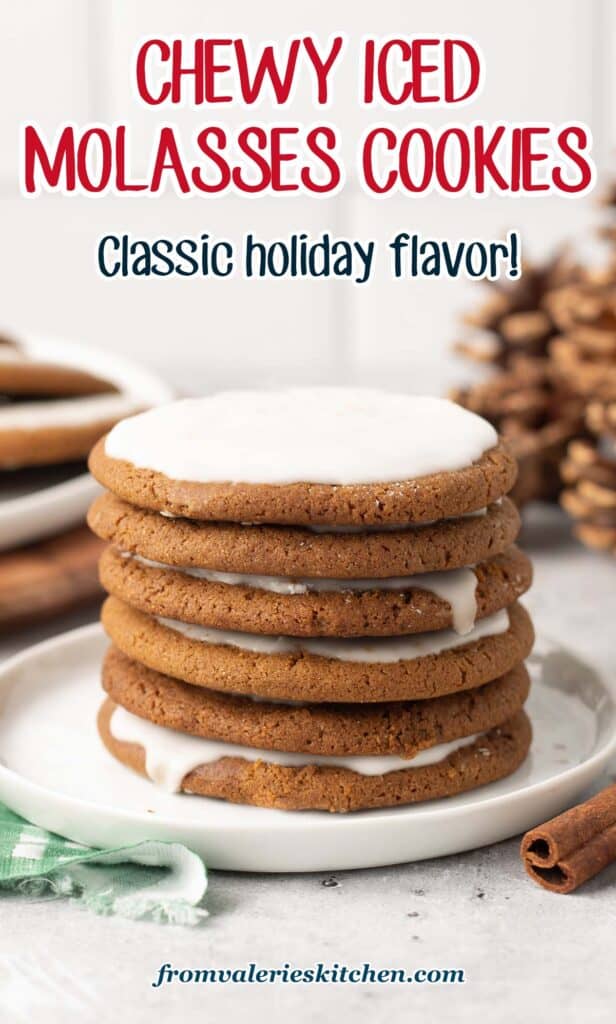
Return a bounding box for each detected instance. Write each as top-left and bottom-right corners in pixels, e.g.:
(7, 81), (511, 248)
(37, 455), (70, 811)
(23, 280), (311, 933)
(0, 505), (614, 1024)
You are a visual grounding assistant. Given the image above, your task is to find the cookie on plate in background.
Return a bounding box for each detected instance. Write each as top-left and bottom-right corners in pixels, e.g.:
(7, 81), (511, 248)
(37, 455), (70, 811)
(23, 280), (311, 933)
(0, 331), (173, 629)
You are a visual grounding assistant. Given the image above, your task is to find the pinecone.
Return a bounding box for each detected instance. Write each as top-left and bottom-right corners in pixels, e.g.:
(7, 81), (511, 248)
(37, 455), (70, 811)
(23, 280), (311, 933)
(544, 280), (616, 403)
(456, 250), (579, 367)
(451, 358), (584, 505)
(560, 402), (616, 553)
(546, 274), (616, 553)
(596, 179), (616, 245)
(452, 251), (585, 505)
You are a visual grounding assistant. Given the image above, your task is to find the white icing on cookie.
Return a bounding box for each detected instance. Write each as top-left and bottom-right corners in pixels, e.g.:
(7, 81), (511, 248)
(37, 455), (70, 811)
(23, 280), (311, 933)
(127, 555), (478, 634)
(105, 389), (498, 485)
(109, 706), (482, 793)
(156, 608), (509, 663)
(0, 393), (140, 429)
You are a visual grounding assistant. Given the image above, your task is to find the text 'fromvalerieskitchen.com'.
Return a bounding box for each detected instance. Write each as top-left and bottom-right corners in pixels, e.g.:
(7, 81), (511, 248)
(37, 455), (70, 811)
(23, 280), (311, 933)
(151, 962), (467, 987)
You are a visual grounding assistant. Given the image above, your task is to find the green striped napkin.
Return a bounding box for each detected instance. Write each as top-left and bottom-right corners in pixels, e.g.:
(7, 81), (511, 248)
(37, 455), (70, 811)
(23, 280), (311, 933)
(0, 803), (208, 925)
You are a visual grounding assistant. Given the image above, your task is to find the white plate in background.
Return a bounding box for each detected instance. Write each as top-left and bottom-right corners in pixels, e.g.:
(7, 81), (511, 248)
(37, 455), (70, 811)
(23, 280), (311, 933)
(0, 334), (173, 551)
(0, 624), (614, 873)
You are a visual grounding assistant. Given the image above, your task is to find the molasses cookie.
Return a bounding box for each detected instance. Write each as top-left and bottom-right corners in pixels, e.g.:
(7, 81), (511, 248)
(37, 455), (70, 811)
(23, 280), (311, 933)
(98, 699), (532, 812)
(98, 544), (532, 637)
(87, 493), (521, 578)
(101, 595), (534, 703)
(102, 645), (530, 757)
(0, 394), (142, 469)
(89, 390), (517, 526)
(0, 342), (116, 396)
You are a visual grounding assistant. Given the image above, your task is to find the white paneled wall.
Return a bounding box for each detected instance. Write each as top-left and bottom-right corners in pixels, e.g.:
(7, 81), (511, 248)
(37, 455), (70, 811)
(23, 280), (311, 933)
(0, 1), (607, 391)
(0, 2), (90, 181)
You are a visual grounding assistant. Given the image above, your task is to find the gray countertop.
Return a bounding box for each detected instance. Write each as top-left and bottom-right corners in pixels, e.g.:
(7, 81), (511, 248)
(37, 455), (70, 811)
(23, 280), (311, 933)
(0, 506), (614, 1024)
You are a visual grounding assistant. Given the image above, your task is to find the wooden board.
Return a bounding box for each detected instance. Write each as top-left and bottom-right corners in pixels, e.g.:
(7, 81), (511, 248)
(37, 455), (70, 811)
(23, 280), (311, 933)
(0, 526), (104, 631)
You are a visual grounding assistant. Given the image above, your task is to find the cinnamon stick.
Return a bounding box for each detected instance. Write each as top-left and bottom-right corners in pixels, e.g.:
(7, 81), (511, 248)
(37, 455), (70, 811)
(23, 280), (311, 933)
(520, 783), (616, 893)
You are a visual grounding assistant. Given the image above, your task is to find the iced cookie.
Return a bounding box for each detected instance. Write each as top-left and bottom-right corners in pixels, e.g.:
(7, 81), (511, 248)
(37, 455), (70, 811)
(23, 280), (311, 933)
(101, 596), (534, 703)
(98, 699), (532, 812)
(89, 390), (517, 526)
(102, 645), (530, 756)
(0, 393), (142, 469)
(0, 341), (116, 396)
(88, 492), (521, 578)
(98, 545), (532, 637)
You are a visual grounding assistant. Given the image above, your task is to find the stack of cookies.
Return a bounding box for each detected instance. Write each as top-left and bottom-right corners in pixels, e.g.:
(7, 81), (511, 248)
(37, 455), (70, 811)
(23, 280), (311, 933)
(88, 389), (534, 813)
(0, 334), (142, 629)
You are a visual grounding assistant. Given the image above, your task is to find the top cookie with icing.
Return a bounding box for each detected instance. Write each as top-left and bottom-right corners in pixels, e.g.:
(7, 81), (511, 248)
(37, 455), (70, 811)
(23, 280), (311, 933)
(90, 389), (517, 526)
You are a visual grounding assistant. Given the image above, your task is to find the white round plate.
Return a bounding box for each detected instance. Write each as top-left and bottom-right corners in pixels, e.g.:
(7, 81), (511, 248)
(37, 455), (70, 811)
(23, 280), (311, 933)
(0, 624), (614, 873)
(0, 334), (173, 551)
